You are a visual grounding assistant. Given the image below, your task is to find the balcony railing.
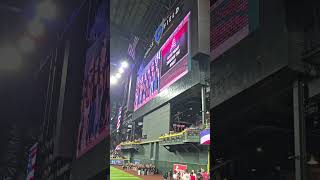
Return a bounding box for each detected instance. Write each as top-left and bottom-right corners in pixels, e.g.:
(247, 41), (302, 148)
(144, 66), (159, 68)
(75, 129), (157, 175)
(159, 128), (202, 145)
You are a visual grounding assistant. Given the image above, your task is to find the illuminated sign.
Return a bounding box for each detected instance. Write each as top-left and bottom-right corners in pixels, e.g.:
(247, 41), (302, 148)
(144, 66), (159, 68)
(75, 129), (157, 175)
(145, 5), (182, 59)
(154, 6), (181, 44)
(173, 164), (188, 173)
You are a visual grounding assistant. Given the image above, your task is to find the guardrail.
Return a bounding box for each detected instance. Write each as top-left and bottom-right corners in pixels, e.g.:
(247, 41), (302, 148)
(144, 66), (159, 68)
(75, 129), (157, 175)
(159, 128), (202, 143)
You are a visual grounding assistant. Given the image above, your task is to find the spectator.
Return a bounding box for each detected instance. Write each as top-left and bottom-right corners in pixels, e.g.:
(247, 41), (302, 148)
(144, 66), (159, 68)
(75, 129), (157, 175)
(137, 166), (141, 175)
(183, 170), (190, 180)
(201, 169), (209, 180)
(190, 172), (196, 180)
(163, 171), (168, 180)
(179, 172), (183, 180)
(122, 163), (158, 175)
(196, 170), (202, 180)
(168, 170), (173, 180)
(173, 170), (178, 180)
(190, 170), (197, 179)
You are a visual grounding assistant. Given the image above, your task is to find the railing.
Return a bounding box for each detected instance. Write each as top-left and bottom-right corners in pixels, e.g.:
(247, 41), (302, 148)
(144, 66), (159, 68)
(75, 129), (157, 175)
(159, 123), (210, 139)
(120, 141), (142, 145)
(119, 139), (161, 146)
(118, 124), (210, 146)
(159, 128), (202, 143)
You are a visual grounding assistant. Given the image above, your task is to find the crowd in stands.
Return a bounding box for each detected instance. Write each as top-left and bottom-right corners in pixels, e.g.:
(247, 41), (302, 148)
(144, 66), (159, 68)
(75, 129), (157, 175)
(110, 150), (125, 159)
(172, 123), (187, 132)
(120, 138), (142, 145)
(122, 163), (158, 175)
(160, 123), (205, 138)
(163, 168), (209, 180)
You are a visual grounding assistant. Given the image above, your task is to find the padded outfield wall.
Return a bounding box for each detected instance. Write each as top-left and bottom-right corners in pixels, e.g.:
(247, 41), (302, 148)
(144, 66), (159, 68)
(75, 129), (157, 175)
(122, 143), (208, 174)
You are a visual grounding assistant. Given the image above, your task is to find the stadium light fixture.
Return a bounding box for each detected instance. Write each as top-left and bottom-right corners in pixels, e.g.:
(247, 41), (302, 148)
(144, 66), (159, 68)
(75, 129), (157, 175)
(28, 20), (44, 37)
(256, 147), (263, 152)
(118, 67), (124, 74)
(121, 61), (128, 68)
(18, 36), (35, 53)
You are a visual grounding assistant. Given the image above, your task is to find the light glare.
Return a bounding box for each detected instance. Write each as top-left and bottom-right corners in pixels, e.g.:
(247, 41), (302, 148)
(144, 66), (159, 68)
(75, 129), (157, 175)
(121, 61), (128, 68)
(118, 67), (124, 74)
(110, 76), (117, 85)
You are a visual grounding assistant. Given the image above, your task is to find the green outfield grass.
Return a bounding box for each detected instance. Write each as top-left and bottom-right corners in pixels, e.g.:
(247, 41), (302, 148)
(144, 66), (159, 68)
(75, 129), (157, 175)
(110, 166), (142, 180)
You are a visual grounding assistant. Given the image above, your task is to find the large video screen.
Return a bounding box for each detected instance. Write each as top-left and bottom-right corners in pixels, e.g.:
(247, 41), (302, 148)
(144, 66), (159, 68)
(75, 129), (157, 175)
(210, 0), (250, 59)
(160, 13), (189, 91)
(134, 12), (190, 111)
(134, 52), (160, 111)
(76, 35), (109, 158)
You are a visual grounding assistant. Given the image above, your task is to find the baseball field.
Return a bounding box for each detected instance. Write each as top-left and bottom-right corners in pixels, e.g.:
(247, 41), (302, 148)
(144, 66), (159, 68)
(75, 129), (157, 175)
(110, 166), (141, 180)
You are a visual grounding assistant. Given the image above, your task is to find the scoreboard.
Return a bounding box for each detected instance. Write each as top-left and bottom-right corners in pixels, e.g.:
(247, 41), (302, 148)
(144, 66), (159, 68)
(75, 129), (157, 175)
(210, 0), (259, 60)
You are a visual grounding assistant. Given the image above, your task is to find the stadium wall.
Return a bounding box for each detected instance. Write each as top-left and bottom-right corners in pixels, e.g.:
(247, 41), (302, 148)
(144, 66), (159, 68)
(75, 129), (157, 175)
(122, 143), (208, 174)
(142, 103), (171, 141)
(124, 103), (208, 173)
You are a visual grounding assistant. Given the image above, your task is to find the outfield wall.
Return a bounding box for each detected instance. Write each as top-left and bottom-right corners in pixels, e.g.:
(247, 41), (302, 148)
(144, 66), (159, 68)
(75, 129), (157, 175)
(122, 142), (208, 174)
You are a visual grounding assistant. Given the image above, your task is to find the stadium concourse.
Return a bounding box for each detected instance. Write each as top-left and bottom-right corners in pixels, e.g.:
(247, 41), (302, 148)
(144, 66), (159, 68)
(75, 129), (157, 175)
(110, 166), (163, 180)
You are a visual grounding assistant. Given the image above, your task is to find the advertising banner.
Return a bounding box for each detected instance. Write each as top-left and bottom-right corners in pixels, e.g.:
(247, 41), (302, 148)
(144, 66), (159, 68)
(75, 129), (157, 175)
(173, 164), (188, 173)
(133, 159), (141, 165)
(110, 159), (125, 166)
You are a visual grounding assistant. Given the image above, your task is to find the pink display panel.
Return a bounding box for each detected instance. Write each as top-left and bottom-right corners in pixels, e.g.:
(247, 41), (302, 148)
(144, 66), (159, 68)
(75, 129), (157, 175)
(160, 12), (190, 92)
